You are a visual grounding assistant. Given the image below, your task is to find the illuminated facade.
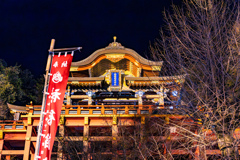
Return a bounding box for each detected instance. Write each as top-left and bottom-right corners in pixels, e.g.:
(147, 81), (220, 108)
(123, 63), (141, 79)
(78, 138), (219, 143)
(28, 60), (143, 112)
(0, 38), (236, 160)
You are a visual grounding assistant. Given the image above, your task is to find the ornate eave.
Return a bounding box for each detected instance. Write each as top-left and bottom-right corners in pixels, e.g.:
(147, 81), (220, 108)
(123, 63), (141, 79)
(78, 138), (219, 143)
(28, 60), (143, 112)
(7, 103), (27, 113)
(126, 75), (186, 81)
(67, 77), (104, 87)
(71, 38), (163, 71)
(126, 75), (186, 86)
(68, 77), (104, 81)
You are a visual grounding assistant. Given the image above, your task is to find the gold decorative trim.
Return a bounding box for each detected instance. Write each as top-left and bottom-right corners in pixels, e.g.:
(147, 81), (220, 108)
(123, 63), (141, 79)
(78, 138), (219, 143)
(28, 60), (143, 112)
(84, 117), (89, 125)
(105, 54), (125, 63)
(0, 130), (3, 139)
(26, 137), (31, 141)
(27, 113), (32, 125)
(60, 115), (65, 125)
(70, 66), (78, 71)
(141, 116), (145, 124)
(165, 116), (170, 124)
(113, 116), (117, 125)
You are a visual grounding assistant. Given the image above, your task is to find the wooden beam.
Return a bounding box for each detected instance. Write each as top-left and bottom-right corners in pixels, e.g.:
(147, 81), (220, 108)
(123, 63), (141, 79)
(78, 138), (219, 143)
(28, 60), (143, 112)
(171, 149), (190, 155)
(205, 150), (221, 155)
(88, 136), (112, 141)
(1, 150), (24, 155)
(4, 133), (26, 140)
(2, 129), (27, 133)
(50, 47), (82, 52)
(71, 95), (88, 99)
(30, 137), (59, 142)
(205, 149), (240, 155)
(64, 136), (83, 141)
(30, 137), (37, 141)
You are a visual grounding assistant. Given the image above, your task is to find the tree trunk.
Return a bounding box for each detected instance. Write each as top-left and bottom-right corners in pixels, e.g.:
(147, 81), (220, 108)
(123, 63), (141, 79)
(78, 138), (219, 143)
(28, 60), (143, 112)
(217, 134), (239, 160)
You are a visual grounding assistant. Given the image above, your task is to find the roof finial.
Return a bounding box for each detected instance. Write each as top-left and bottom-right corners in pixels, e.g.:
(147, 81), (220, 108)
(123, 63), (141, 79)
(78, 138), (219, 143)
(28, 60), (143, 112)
(113, 36), (117, 42)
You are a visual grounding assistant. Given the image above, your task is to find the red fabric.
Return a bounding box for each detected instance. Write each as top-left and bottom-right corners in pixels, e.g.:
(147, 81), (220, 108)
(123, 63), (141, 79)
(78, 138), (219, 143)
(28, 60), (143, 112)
(38, 54), (73, 160)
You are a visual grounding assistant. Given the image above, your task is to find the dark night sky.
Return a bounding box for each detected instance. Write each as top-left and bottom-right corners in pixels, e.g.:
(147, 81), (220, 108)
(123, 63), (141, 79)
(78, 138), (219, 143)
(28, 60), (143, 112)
(0, 0), (182, 76)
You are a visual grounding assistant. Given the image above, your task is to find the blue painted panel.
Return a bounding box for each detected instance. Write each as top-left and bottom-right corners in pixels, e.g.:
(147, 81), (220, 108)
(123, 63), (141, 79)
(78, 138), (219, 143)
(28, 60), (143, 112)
(111, 72), (119, 86)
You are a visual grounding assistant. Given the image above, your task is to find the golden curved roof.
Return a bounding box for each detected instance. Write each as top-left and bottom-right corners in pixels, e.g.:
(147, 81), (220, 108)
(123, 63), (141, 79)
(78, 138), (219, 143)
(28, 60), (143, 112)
(71, 39), (163, 70)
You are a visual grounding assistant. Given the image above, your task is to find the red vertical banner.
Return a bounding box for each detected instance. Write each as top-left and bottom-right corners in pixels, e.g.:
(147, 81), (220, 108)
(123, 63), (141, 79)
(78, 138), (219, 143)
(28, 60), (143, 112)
(37, 54), (73, 160)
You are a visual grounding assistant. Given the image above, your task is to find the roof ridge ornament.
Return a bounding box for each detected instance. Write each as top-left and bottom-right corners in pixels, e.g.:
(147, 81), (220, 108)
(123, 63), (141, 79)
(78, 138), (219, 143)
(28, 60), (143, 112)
(105, 36), (125, 49)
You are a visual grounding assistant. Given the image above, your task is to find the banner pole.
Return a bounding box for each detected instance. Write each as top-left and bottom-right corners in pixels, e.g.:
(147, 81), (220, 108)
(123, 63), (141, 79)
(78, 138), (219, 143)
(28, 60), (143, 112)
(35, 39), (55, 160)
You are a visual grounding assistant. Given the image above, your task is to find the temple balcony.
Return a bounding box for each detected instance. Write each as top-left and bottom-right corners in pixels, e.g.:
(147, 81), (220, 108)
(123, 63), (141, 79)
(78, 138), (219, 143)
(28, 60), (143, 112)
(23, 104), (186, 117)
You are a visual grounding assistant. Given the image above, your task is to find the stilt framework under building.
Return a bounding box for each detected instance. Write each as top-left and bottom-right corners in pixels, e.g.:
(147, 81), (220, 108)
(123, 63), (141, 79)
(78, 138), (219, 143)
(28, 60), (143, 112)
(1, 38), (240, 160)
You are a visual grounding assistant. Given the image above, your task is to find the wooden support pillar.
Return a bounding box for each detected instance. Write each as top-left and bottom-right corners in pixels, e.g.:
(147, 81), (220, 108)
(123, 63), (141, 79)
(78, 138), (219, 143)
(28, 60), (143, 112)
(23, 125), (32, 160)
(0, 139), (4, 160)
(112, 115), (118, 160)
(140, 116), (145, 139)
(31, 153), (35, 160)
(57, 124), (64, 160)
(101, 104), (104, 114)
(83, 117), (89, 158)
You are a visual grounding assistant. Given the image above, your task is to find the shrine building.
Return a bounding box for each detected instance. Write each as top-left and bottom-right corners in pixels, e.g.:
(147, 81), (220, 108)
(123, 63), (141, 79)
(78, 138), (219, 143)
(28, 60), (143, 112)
(0, 37), (238, 160)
